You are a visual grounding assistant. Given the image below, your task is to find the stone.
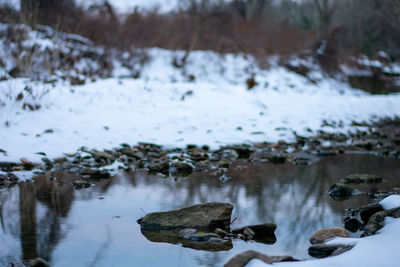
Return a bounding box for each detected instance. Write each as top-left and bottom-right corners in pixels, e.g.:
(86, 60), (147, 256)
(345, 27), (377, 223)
(137, 202), (233, 230)
(73, 180), (91, 189)
(147, 161), (169, 175)
(232, 223), (276, 235)
(224, 250), (299, 267)
(344, 217), (362, 232)
(80, 168), (111, 179)
(363, 207), (400, 236)
(232, 223), (277, 244)
(178, 228), (197, 237)
(29, 258), (50, 267)
(309, 227), (349, 244)
(341, 174), (383, 184)
(170, 161), (194, 177)
(215, 228), (229, 236)
(308, 244), (353, 258)
(292, 151), (319, 165)
(328, 183), (360, 200)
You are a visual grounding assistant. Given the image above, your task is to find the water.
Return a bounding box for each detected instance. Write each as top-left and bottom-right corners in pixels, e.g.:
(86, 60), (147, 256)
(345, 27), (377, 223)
(1, 154), (400, 266)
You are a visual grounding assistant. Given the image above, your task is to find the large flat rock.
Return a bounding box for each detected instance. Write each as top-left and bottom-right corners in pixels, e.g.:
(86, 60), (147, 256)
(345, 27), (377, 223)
(138, 202), (233, 230)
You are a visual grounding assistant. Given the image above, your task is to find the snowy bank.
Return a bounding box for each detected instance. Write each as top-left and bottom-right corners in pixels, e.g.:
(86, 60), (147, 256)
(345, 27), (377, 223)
(246, 195), (400, 267)
(1, 24), (400, 162)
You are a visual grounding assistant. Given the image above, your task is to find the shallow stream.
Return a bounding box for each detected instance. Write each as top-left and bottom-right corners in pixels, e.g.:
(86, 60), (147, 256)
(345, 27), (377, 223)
(1, 154), (400, 266)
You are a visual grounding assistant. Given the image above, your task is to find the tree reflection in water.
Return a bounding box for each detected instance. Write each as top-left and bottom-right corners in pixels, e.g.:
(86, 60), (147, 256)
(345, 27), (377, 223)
(0, 154), (399, 266)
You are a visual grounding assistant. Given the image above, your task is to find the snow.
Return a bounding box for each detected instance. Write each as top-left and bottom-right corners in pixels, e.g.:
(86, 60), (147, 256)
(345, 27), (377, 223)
(380, 195), (400, 210)
(247, 195), (400, 267)
(1, 46), (400, 162)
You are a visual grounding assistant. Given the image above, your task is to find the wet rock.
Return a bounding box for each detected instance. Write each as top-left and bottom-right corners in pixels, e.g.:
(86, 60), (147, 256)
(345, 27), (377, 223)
(357, 203), (384, 224)
(178, 228), (197, 237)
(224, 250), (299, 267)
(29, 258), (50, 267)
(73, 180), (91, 189)
(215, 228), (229, 236)
(141, 229), (233, 251)
(226, 145), (253, 159)
(232, 223), (277, 244)
(80, 168), (111, 179)
(170, 161), (194, 177)
(137, 202), (233, 230)
(308, 244), (353, 258)
(328, 183), (360, 200)
(221, 149), (239, 160)
(291, 151), (319, 165)
(344, 217), (362, 232)
(309, 227), (349, 244)
(250, 150), (286, 164)
(363, 207), (400, 236)
(148, 161), (169, 175)
(341, 174), (383, 184)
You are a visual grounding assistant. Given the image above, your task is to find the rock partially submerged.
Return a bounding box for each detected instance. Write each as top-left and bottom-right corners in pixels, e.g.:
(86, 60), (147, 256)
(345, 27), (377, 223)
(308, 244), (354, 258)
(328, 183), (360, 200)
(137, 202), (233, 230)
(363, 206), (400, 236)
(309, 227), (349, 244)
(232, 223), (277, 244)
(224, 250), (299, 267)
(341, 174), (383, 184)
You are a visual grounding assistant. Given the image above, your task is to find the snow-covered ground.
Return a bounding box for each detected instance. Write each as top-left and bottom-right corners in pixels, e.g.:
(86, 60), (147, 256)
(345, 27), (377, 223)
(248, 195), (400, 267)
(1, 46), (400, 162)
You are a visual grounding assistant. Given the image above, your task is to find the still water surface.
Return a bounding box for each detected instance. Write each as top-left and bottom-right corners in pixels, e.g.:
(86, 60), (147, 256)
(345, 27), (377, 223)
(1, 154), (400, 266)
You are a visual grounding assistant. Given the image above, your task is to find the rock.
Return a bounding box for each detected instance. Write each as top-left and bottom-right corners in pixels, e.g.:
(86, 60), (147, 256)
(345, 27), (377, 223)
(224, 250), (299, 267)
(226, 145), (253, 159)
(137, 202), (233, 230)
(141, 229), (233, 251)
(148, 161), (169, 175)
(73, 180), (91, 189)
(358, 203), (384, 224)
(250, 150), (286, 164)
(292, 151), (319, 165)
(243, 227), (255, 239)
(328, 183), (360, 200)
(341, 174), (383, 184)
(308, 244), (353, 258)
(309, 227), (349, 244)
(344, 217), (362, 232)
(232, 223), (277, 244)
(29, 258), (50, 267)
(80, 168), (111, 179)
(215, 228), (229, 236)
(170, 161), (194, 177)
(363, 207), (400, 236)
(232, 223), (276, 235)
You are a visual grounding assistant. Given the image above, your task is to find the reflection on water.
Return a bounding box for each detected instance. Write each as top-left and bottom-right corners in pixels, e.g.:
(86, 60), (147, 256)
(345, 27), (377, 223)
(1, 154), (400, 266)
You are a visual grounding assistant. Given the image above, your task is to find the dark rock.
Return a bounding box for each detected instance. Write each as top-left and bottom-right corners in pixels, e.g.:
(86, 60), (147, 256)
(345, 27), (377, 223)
(73, 180), (91, 189)
(328, 183), (360, 200)
(309, 227), (349, 244)
(29, 258), (50, 267)
(292, 151), (319, 165)
(138, 202), (233, 230)
(232, 223), (277, 244)
(344, 217), (362, 232)
(224, 250), (299, 267)
(363, 207), (400, 236)
(80, 168), (111, 179)
(170, 161), (194, 177)
(342, 174), (383, 184)
(308, 244), (353, 258)
(141, 229), (232, 251)
(359, 203), (384, 224)
(226, 145), (253, 159)
(148, 161), (169, 175)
